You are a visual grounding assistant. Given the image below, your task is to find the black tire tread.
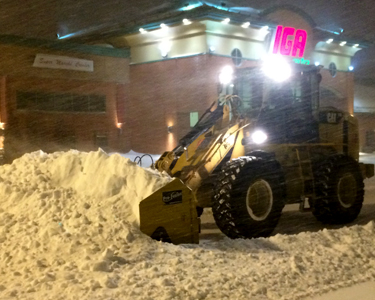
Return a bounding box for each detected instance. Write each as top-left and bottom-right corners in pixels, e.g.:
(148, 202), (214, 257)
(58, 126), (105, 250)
(312, 154), (364, 224)
(212, 156), (285, 239)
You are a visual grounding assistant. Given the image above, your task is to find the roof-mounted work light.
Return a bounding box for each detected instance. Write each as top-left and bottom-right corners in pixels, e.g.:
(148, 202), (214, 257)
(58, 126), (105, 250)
(219, 66), (234, 85)
(262, 55), (291, 82)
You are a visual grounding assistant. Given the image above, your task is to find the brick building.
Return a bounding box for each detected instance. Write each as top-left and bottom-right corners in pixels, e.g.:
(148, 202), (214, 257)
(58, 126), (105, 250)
(99, 4), (366, 154)
(0, 3), (372, 162)
(0, 36), (129, 162)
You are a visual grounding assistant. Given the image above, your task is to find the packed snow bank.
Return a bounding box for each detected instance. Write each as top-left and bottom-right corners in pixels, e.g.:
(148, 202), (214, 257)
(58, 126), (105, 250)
(0, 149), (171, 225)
(0, 150), (374, 300)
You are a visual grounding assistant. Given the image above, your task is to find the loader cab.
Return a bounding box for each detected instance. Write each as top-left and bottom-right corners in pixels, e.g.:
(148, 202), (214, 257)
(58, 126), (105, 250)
(232, 64), (321, 144)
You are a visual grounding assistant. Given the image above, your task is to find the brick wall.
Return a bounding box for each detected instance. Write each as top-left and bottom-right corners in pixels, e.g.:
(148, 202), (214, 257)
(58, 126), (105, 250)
(126, 54), (257, 154)
(3, 76), (124, 161)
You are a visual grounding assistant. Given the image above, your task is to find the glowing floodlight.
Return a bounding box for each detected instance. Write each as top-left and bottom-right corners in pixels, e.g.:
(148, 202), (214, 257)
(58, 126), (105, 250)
(139, 28), (147, 34)
(326, 38), (333, 44)
(262, 55), (292, 82)
(183, 19), (191, 25)
(314, 61), (320, 66)
(348, 66), (354, 71)
(219, 66), (234, 84)
(251, 130), (268, 144)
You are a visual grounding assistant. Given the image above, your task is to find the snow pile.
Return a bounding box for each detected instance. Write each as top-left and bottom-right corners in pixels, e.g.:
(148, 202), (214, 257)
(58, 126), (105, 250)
(0, 150), (171, 298)
(0, 150), (374, 300)
(0, 149), (171, 225)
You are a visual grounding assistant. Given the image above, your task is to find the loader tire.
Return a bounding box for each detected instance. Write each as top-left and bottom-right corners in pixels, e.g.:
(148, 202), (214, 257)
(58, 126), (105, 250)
(212, 157), (285, 239)
(312, 155), (364, 224)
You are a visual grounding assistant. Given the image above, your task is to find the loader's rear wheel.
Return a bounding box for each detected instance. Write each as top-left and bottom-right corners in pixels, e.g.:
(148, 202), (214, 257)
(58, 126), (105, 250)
(312, 155), (364, 224)
(212, 157), (285, 239)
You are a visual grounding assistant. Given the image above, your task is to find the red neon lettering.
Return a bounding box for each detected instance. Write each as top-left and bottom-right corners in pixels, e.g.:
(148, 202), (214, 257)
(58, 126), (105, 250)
(272, 25), (283, 54)
(292, 29), (307, 57)
(280, 27), (295, 56)
(273, 25), (308, 58)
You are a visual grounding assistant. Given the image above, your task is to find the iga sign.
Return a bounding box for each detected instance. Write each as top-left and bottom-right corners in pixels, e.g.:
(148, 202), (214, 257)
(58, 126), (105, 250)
(272, 25), (307, 58)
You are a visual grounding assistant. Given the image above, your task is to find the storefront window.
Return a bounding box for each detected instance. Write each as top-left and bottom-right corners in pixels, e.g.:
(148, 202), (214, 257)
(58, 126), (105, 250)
(16, 91), (106, 113)
(190, 112), (199, 127)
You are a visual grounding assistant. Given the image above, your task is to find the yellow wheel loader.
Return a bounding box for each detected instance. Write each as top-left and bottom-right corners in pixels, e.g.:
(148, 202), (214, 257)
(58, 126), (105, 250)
(139, 63), (374, 244)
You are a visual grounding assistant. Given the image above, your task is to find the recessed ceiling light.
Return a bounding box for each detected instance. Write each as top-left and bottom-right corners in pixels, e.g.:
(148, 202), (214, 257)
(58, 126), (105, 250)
(241, 22), (250, 28)
(222, 18), (230, 24)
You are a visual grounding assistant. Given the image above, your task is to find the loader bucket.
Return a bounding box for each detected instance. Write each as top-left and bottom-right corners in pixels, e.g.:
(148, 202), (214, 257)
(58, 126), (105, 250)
(139, 178), (200, 244)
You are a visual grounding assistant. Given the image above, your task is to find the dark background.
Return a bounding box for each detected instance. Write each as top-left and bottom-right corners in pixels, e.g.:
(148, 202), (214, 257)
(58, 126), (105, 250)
(1, 0), (374, 78)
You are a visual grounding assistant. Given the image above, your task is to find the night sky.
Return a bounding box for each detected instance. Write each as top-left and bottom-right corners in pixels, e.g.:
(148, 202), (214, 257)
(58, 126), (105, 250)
(0, 0), (374, 78)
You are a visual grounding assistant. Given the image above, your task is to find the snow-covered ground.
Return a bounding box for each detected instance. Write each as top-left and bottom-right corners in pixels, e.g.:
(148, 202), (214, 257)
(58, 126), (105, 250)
(0, 149), (374, 300)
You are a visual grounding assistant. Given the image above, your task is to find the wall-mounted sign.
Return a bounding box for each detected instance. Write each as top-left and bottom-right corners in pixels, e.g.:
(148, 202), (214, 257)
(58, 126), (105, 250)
(33, 54), (94, 72)
(272, 25), (307, 58)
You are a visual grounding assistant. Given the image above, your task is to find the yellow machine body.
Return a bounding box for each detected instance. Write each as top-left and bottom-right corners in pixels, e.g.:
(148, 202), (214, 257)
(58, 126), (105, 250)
(139, 178), (199, 244)
(139, 66), (374, 244)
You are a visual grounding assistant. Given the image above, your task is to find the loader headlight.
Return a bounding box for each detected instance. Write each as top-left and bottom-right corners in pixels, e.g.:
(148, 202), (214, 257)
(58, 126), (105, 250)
(251, 130), (268, 144)
(219, 66), (234, 84)
(262, 55), (291, 82)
